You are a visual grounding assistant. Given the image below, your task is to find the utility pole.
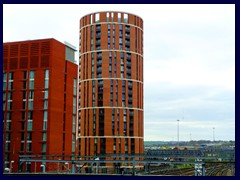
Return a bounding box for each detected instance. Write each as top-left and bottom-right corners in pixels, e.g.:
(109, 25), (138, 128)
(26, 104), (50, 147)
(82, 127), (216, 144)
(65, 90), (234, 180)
(177, 120), (180, 146)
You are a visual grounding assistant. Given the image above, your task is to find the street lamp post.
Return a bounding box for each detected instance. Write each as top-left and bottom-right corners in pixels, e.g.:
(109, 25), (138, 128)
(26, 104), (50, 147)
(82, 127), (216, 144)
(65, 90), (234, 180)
(65, 162), (69, 172)
(177, 120), (180, 147)
(213, 127), (215, 142)
(40, 164), (45, 173)
(58, 159), (61, 173)
(10, 160), (14, 173)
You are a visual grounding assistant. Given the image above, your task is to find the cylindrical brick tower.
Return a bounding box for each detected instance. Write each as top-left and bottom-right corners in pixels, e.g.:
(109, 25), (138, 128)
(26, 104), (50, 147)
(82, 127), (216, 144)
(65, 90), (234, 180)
(78, 11), (143, 161)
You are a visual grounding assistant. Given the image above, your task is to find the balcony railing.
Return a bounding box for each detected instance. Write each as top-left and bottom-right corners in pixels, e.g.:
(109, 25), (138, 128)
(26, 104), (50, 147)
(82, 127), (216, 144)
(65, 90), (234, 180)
(96, 33), (101, 38)
(96, 26), (101, 31)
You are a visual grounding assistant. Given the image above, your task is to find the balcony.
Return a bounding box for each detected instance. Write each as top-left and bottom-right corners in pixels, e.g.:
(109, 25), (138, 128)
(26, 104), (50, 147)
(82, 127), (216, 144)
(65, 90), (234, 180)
(125, 26), (130, 32)
(127, 62), (131, 67)
(97, 54), (102, 59)
(97, 60), (102, 66)
(96, 33), (101, 39)
(125, 47), (130, 51)
(96, 26), (101, 32)
(128, 90), (132, 95)
(96, 46), (101, 50)
(96, 40), (101, 45)
(125, 34), (130, 39)
(128, 81), (132, 87)
(97, 67), (102, 72)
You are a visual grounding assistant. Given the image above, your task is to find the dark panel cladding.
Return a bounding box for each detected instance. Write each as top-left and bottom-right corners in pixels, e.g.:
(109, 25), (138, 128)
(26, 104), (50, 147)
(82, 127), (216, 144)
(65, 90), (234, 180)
(10, 45), (18, 57)
(20, 57), (28, 69)
(9, 58), (18, 69)
(30, 56), (39, 68)
(20, 44), (29, 56)
(3, 59), (8, 70)
(41, 55), (50, 67)
(41, 42), (50, 54)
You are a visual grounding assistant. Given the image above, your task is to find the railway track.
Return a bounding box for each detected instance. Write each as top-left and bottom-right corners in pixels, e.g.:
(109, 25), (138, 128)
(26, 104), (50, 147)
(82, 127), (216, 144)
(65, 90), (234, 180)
(146, 162), (235, 176)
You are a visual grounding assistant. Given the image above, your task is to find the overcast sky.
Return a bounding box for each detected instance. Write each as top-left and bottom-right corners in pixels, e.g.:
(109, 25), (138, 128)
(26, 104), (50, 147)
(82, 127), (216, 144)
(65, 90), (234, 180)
(3, 4), (235, 141)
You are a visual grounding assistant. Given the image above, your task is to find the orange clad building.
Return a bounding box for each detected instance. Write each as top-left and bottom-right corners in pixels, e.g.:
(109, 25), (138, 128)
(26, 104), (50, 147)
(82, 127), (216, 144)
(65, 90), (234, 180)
(3, 38), (78, 172)
(78, 11), (144, 164)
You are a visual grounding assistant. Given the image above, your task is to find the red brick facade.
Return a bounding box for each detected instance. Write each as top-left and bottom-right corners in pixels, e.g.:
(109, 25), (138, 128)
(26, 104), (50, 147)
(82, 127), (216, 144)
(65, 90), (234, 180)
(78, 11), (144, 162)
(3, 38), (78, 172)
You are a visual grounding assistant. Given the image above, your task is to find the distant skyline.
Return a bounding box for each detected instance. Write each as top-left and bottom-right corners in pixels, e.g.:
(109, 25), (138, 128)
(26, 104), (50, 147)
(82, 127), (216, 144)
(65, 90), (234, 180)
(3, 4), (235, 141)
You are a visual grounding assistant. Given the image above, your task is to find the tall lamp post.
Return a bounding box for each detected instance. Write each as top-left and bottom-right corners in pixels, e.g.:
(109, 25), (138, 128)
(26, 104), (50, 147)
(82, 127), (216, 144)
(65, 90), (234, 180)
(10, 160), (14, 173)
(213, 127), (215, 142)
(177, 120), (180, 147)
(40, 164), (45, 173)
(65, 162), (69, 172)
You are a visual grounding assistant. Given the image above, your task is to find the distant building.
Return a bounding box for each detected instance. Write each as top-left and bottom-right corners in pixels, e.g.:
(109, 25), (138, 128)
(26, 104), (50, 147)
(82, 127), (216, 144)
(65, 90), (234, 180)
(78, 11), (144, 169)
(3, 38), (78, 172)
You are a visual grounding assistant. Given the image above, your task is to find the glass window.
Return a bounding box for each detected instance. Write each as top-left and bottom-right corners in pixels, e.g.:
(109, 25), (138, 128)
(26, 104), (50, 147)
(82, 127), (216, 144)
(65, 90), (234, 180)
(26, 142), (32, 151)
(29, 91), (34, 99)
(43, 120), (47, 130)
(28, 101), (33, 109)
(91, 14), (93, 24)
(29, 80), (34, 89)
(27, 120), (32, 130)
(24, 71), (28, 79)
(106, 12), (109, 22)
(9, 72), (14, 80)
(45, 70), (49, 78)
(124, 14), (128, 23)
(43, 111), (47, 120)
(42, 143), (46, 152)
(6, 133), (11, 141)
(118, 12), (121, 22)
(3, 72), (7, 81)
(44, 79), (49, 89)
(27, 133), (32, 141)
(22, 112), (26, 120)
(44, 90), (48, 99)
(6, 121), (11, 130)
(7, 112), (11, 120)
(73, 78), (77, 96)
(23, 81), (27, 89)
(8, 92), (12, 100)
(72, 141), (76, 152)
(8, 81), (13, 90)
(7, 101), (12, 110)
(111, 12), (114, 19)
(42, 133), (47, 141)
(21, 141), (25, 151)
(23, 91), (27, 99)
(3, 82), (6, 90)
(22, 101), (26, 109)
(95, 13), (99, 22)
(72, 115), (76, 133)
(29, 71), (34, 79)
(44, 100), (48, 109)
(28, 111), (33, 119)
(73, 97), (76, 114)
(5, 142), (10, 151)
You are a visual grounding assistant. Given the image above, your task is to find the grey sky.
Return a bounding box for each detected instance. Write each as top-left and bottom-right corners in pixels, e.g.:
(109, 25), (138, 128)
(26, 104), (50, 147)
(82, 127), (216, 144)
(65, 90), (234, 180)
(3, 4), (235, 141)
